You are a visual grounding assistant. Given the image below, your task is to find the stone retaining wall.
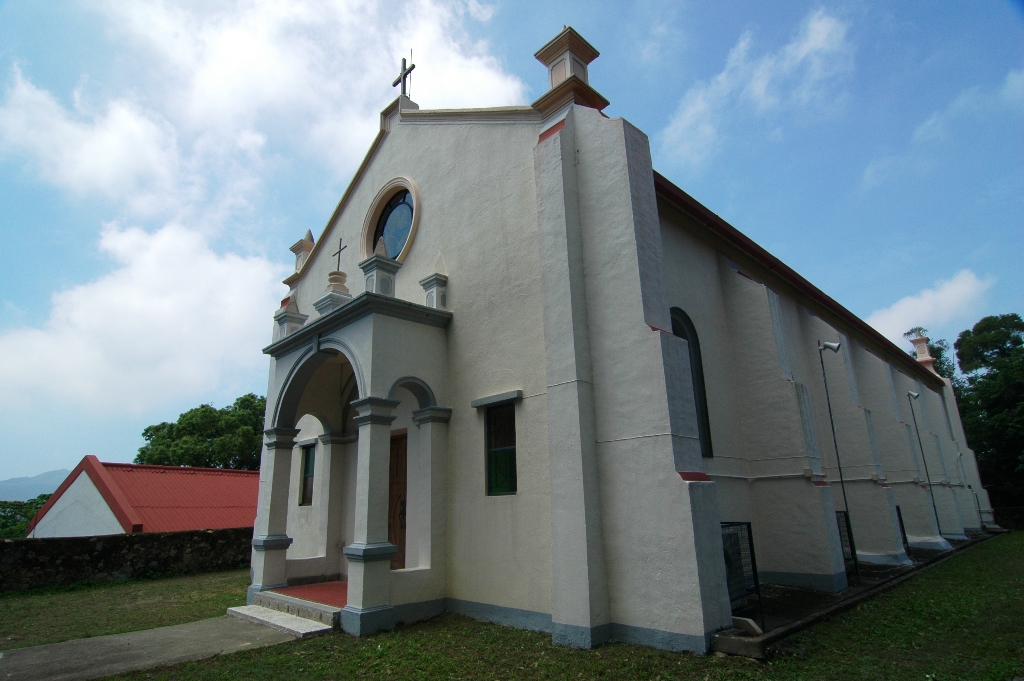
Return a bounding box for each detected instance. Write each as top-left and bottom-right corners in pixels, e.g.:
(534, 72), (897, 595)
(0, 527), (252, 593)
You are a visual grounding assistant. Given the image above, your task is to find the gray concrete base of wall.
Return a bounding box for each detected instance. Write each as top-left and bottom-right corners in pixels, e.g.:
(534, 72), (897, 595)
(340, 605), (395, 636)
(712, 533), (995, 659)
(552, 622), (612, 648)
(443, 599), (708, 653)
(244, 589), (712, 653)
(857, 551), (913, 566)
(908, 536), (953, 551)
(759, 570), (848, 592)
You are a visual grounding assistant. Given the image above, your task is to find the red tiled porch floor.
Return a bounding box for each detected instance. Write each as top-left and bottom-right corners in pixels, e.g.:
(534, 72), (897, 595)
(271, 581), (348, 608)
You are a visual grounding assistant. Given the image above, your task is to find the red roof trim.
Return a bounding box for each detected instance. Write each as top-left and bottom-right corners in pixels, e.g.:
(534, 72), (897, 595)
(28, 455), (143, 534)
(652, 171), (944, 390)
(84, 457), (146, 533)
(538, 119), (566, 144)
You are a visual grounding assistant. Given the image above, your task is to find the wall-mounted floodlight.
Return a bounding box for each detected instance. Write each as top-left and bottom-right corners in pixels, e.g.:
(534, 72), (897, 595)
(816, 338), (857, 575)
(906, 390), (941, 534)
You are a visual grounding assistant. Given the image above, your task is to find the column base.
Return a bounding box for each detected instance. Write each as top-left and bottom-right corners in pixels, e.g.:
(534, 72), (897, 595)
(247, 582), (286, 604)
(341, 605), (395, 636)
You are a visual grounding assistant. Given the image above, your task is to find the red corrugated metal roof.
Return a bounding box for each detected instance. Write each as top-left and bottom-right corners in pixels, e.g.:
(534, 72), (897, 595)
(29, 456), (259, 534)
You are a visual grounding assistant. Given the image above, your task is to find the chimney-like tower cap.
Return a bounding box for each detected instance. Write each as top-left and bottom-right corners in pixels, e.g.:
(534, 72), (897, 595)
(531, 26), (608, 116)
(534, 27), (600, 90)
(535, 26), (600, 67)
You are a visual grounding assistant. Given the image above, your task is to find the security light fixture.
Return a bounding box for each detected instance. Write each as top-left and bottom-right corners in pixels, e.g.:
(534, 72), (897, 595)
(817, 338), (858, 576)
(907, 390), (942, 534)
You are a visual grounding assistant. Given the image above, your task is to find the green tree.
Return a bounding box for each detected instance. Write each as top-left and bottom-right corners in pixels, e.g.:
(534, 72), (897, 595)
(135, 394), (267, 470)
(0, 494), (50, 539)
(953, 314), (1024, 509)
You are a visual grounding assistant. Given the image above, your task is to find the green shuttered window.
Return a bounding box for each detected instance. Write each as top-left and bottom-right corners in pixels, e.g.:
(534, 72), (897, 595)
(486, 403), (517, 496)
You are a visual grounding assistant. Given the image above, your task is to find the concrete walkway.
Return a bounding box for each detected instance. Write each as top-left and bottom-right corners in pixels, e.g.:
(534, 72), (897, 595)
(0, 615), (296, 681)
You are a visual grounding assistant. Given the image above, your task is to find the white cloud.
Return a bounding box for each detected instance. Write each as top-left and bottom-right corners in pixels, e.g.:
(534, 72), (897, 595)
(0, 66), (179, 214)
(914, 67), (1024, 142)
(866, 269), (993, 345)
(662, 8), (852, 166)
(465, 0), (495, 22)
(0, 224), (287, 414)
(862, 66), (1024, 190)
(1, 1), (526, 215)
(0, 0), (524, 421)
(860, 154), (931, 190)
(97, 0), (526, 175)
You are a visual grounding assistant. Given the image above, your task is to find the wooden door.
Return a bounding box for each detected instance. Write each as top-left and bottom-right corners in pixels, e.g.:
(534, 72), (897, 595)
(388, 432), (407, 570)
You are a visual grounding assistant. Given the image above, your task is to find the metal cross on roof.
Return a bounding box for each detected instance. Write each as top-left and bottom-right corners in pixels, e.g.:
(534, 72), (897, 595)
(331, 238), (347, 271)
(392, 56), (415, 96)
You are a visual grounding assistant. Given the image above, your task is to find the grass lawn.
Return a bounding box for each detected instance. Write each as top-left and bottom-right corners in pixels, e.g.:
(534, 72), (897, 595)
(112, 532), (1023, 681)
(0, 568), (250, 650)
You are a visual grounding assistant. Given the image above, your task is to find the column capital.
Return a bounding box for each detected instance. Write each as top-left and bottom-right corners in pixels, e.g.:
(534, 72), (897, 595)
(264, 427), (300, 449)
(319, 433), (358, 445)
(343, 542), (399, 563)
(412, 406), (453, 424)
(351, 396), (401, 426)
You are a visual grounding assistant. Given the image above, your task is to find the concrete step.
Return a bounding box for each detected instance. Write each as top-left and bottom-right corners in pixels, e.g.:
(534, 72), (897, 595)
(253, 589), (342, 629)
(227, 605), (333, 639)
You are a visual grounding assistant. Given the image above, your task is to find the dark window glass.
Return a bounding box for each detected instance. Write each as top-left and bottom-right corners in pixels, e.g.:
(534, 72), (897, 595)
(373, 190), (414, 259)
(300, 446), (315, 505)
(671, 307), (714, 458)
(486, 403), (517, 495)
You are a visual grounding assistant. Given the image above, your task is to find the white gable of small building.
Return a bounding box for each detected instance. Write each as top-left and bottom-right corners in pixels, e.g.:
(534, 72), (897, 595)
(29, 471), (125, 538)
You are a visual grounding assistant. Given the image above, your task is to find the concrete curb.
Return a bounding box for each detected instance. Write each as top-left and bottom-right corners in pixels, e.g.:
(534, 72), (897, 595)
(711, 532), (999, 659)
(252, 590), (342, 629)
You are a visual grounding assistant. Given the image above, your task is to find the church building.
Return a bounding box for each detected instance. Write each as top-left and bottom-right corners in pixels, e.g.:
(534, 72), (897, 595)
(245, 28), (994, 652)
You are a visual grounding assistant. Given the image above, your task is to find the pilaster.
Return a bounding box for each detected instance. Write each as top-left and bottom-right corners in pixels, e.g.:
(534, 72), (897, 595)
(534, 108), (610, 647)
(412, 406), (451, 591)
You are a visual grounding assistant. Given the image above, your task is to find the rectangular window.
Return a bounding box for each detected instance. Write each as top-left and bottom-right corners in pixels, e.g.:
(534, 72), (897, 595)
(486, 403), (517, 496)
(300, 445), (315, 506)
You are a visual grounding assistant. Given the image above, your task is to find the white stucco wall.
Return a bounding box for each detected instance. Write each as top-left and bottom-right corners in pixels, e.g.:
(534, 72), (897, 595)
(254, 88), (992, 649)
(29, 472), (124, 538)
(272, 105), (554, 614)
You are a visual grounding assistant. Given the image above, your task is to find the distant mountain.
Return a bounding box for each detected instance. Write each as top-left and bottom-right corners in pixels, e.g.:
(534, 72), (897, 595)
(0, 469), (71, 501)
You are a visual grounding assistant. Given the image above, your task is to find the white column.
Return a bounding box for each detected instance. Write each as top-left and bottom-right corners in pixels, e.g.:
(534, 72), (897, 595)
(341, 396), (400, 636)
(249, 427), (298, 602)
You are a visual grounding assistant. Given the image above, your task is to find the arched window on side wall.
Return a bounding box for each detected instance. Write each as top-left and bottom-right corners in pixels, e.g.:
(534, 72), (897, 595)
(670, 307), (714, 458)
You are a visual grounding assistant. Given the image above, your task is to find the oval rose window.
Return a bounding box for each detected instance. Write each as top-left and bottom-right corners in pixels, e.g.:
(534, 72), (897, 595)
(373, 190), (414, 259)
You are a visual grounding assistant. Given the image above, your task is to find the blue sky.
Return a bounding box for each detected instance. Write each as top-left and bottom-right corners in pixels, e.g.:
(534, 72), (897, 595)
(0, 0), (1021, 479)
